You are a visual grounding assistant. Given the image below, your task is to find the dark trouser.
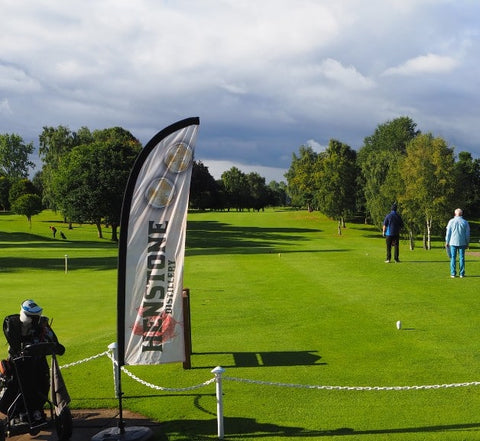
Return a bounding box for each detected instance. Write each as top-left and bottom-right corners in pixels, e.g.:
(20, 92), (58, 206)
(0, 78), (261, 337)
(386, 235), (400, 261)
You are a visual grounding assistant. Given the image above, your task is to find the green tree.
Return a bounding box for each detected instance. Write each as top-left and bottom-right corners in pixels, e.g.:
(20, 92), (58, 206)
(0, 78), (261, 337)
(246, 172), (270, 211)
(315, 139), (357, 234)
(268, 180), (288, 206)
(9, 178), (38, 208)
(357, 117), (419, 226)
(39, 125), (91, 166)
(11, 194), (43, 227)
(95, 127), (142, 240)
(0, 133), (35, 179)
(285, 146), (319, 211)
(31, 170), (44, 199)
(0, 176), (11, 211)
(453, 152), (480, 218)
(214, 179), (227, 210)
(190, 161), (219, 210)
(398, 133), (455, 249)
(39, 126), (85, 210)
(51, 128), (141, 240)
(221, 167), (249, 211)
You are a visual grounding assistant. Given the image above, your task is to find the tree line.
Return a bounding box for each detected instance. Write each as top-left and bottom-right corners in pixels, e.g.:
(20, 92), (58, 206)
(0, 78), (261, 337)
(0, 126), (287, 240)
(286, 116), (480, 248)
(190, 161), (287, 211)
(1, 116), (479, 245)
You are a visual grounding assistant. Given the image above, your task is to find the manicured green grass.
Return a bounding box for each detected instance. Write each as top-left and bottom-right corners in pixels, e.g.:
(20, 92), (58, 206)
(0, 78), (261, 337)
(1, 209), (480, 440)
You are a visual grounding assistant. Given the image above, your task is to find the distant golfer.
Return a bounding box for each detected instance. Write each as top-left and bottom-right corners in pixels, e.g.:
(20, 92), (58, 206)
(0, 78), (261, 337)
(445, 208), (470, 278)
(382, 203), (404, 263)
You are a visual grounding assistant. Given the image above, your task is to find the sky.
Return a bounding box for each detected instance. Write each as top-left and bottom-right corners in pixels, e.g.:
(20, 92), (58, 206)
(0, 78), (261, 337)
(1, 0), (479, 183)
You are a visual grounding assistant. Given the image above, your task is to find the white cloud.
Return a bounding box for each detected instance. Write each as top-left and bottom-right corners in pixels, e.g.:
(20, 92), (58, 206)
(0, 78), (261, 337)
(383, 53), (459, 76)
(0, 64), (41, 93)
(318, 59), (375, 90)
(0, 98), (12, 115)
(305, 139), (327, 152)
(219, 81), (247, 95)
(1, 0), (480, 168)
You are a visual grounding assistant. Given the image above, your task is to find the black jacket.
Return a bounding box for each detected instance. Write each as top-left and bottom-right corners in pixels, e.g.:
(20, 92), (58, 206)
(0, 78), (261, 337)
(3, 314), (65, 357)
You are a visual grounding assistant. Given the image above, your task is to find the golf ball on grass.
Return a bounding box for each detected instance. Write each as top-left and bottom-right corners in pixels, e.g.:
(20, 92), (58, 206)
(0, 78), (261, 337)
(396, 320), (402, 330)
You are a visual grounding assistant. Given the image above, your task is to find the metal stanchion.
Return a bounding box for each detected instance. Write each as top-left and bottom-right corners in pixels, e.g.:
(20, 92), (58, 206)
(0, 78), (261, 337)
(211, 366), (226, 439)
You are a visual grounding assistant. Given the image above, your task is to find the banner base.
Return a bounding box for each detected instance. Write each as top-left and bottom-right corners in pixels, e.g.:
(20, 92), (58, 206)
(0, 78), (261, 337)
(91, 426), (154, 441)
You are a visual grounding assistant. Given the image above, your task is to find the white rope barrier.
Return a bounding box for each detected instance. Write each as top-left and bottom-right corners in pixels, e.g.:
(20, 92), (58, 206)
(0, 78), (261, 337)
(59, 350), (110, 369)
(223, 376), (480, 391)
(120, 365), (216, 391)
(103, 346), (216, 392)
(58, 344), (480, 440)
(60, 347), (480, 392)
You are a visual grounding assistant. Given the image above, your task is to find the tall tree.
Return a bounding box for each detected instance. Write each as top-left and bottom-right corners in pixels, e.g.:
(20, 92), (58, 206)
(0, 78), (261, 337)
(398, 133), (455, 249)
(285, 146), (319, 211)
(9, 178), (38, 207)
(11, 194), (43, 227)
(357, 117), (419, 226)
(0, 176), (11, 211)
(39, 126), (85, 210)
(315, 139), (357, 234)
(94, 127), (142, 240)
(221, 167), (249, 211)
(0, 133), (35, 179)
(51, 127), (141, 240)
(31, 170), (44, 199)
(39, 125), (92, 166)
(268, 180), (288, 207)
(453, 152), (480, 219)
(246, 172), (269, 211)
(190, 161), (219, 210)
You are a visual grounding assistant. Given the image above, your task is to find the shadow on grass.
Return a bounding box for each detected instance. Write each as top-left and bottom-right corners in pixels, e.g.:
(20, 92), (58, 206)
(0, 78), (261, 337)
(186, 248), (352, 256)
(160, 418), (480, 440)
(101, 392), (480, 440)
(186, 220), (323, 255)
(0, 256), (117, 272)
(191, 350), (325, 369)
(0, 231), (117, 249)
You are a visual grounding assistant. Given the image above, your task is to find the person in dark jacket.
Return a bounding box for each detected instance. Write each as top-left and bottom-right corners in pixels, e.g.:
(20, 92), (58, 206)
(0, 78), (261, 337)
(382, 203), (404, 263)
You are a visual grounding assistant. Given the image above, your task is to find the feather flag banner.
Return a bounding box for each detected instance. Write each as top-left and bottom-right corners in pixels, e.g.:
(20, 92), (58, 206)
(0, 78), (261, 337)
(117, 117), (199, 365)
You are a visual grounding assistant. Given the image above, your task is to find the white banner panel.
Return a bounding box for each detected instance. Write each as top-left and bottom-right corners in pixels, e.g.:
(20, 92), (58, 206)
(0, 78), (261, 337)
(118, 118), (199, 365)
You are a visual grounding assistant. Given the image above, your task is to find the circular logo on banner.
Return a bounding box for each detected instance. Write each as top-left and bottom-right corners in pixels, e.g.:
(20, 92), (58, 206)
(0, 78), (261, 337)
(164, 142), (193, 173)
(145, 178), (176, 208)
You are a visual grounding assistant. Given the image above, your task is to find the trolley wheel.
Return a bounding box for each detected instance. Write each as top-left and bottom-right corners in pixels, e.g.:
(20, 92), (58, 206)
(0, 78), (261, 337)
(55, 407), (72, 441)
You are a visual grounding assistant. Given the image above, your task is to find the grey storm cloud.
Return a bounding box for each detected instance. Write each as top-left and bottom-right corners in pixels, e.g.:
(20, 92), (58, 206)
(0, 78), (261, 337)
(1, 0), (480, 182)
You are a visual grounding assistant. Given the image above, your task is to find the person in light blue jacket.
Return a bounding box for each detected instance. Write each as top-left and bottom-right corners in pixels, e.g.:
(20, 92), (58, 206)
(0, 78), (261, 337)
(445, 208), (470, 278)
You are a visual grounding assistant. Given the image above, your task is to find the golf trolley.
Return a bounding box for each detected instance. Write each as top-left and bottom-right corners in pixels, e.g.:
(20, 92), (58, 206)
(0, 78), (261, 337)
(0, 342), (72, 440)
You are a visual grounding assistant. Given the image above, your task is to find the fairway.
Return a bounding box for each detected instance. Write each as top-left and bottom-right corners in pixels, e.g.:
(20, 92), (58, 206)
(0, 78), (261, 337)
(1, 209), (480, 440)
